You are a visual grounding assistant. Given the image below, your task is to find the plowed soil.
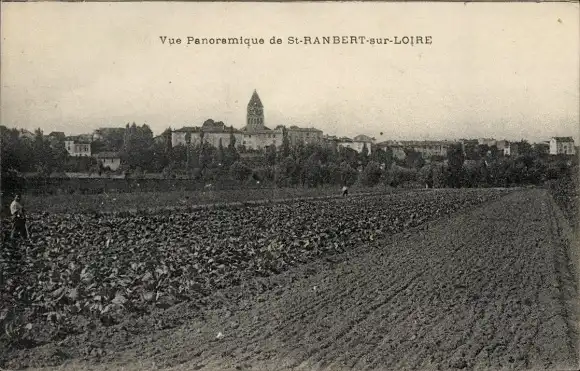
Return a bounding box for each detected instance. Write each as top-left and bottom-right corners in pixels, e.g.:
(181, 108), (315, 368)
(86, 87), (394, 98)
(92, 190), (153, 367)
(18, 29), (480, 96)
(15, 189), (580, 370)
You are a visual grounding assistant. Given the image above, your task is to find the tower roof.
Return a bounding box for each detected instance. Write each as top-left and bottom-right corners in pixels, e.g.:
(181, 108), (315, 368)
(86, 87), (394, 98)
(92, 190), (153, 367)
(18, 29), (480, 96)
(248, 90), (263, 108)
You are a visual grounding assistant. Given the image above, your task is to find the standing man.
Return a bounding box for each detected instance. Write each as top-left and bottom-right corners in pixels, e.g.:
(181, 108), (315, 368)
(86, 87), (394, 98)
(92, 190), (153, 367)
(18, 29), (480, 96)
(342, 185), (349, 197)
(10, 194), (28, 240)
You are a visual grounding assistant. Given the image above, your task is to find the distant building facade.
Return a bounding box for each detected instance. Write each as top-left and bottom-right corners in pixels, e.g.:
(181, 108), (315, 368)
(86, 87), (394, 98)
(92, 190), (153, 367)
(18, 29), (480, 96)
(285, 125), (323, 146)
(65, 138), (92, 157)
(95, 152), (121, 170)
(478, 138), (497, 147)
(399, 140), (453, 159)
(550, 137), (576, 155)
(18, 129), (35, 141)
(503, 142), (518, 156)
(171, 121), (243, 148)
(171, 127), (200, 147)
(200, 120), (242, 148)
(336, 134), (374, 154)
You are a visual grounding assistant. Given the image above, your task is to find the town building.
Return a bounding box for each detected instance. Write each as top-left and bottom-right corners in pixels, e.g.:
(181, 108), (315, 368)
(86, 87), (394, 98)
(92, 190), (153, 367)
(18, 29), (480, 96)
(495, 140), (509, 152)
(478, 138), (497, 147)
(398, 140), (453, 159)
(284, 125), (323, 146)
(171, 126), (201, 147)
(171, 120), (243, 148)
(64, 138), (92, 157)
(459, 139), (479, 152)
(200, 119), (242, 148)
(18, 129), (35, 140)
(503, 142), (518, 156)
(549, 137), (576, 155)
(94, 152), (121, 171)
(375, 141), (409, 160)
(337, 134), (375, 154)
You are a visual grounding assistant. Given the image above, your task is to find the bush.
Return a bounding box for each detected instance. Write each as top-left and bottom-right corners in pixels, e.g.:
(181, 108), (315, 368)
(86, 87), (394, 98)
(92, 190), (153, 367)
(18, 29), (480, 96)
(385, 165), (417, 187)
(359, 161), (383, 187)
(229, 161), (252, 184)
(340, 162), (358, 187)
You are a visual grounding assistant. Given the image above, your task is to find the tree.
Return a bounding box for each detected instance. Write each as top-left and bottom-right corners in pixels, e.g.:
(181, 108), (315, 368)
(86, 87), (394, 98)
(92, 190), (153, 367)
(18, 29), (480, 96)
(515, 140), (532, 157)
(476, 144), (490, 160)
(359, 143), (369, 167)
(385, 164), (418, 187)
(360, 161), (382, 187)
(216, 138), (225, 165)
(265, 145), (277, 166)
(432, 163), (447, 188)
(281, 127), (291, 158)
(404, 148), (425, 169)
(121, 123), (154, 171)
(418, 164), (434, 188)
(446, 143), (465, 188)
(303, 153), (322, 187)
(340, 161), (358, 186)
(1, 126), (34, 172)
(229, 161), (252, 184)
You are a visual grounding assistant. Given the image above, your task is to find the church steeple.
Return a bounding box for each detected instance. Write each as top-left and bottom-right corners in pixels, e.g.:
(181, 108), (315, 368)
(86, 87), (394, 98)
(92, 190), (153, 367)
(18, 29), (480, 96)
(247, 90), (264, 131)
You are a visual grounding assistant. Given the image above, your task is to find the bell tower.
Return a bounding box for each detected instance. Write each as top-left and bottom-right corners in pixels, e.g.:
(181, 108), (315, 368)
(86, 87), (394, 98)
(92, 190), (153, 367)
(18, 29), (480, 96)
(246, 90), (264, 131)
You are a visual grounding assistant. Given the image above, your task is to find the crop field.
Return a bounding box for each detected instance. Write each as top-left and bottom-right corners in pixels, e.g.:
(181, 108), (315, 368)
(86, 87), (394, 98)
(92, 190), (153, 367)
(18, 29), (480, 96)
(1, 188), (578, 370)
(4, 186), (400, 216)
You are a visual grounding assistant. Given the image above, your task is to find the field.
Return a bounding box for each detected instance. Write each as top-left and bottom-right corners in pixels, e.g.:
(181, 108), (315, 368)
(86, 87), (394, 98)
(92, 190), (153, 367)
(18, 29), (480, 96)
(1, 187), (578, 370)
(4, 186), (395, 216)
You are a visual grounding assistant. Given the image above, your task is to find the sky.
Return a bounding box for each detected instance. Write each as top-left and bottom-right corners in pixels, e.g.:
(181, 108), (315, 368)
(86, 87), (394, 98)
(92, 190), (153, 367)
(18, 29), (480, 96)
(1, 2), (579, 143)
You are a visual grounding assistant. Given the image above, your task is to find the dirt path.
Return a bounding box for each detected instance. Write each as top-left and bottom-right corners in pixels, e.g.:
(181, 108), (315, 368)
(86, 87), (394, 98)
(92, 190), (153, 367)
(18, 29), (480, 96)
(24, 189), (579, 371)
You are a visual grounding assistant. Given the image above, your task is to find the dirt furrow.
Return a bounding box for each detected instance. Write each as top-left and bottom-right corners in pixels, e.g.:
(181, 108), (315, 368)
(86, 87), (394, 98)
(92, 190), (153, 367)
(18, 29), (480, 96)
(19, 189), (579, 371)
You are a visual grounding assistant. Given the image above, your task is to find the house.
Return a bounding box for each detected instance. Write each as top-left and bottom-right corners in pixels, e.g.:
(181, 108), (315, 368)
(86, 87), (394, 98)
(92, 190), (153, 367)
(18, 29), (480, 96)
(376, 141), (406, 160)
(172, 126), (201, 147)
(495, 140), (509, 152)
(94, 152), (121, 171)
(337, 134), (374, 154)
(241, 125), (283, 151)
(459, 139), (479, 153)
(390, 145), (407, 160)
(284, 125), (323, 146)
(398, 140), (453, 159)
(64, 138), (92, 157)
(549, 137), (576, 155)
(200, 119), (242, 148)
(171, 120), (243, 149)
(18, 129), (35, 141)
(503, 142), (518, 156)
(478, 138), (497, 147)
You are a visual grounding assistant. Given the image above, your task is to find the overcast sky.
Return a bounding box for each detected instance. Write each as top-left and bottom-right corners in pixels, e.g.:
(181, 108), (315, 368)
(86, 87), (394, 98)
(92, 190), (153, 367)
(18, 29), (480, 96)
(1, 2), (578, 143)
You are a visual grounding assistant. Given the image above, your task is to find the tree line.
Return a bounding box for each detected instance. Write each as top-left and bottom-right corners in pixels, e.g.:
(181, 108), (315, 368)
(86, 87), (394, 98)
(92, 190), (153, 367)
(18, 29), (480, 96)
(1, 124), (576, 190)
